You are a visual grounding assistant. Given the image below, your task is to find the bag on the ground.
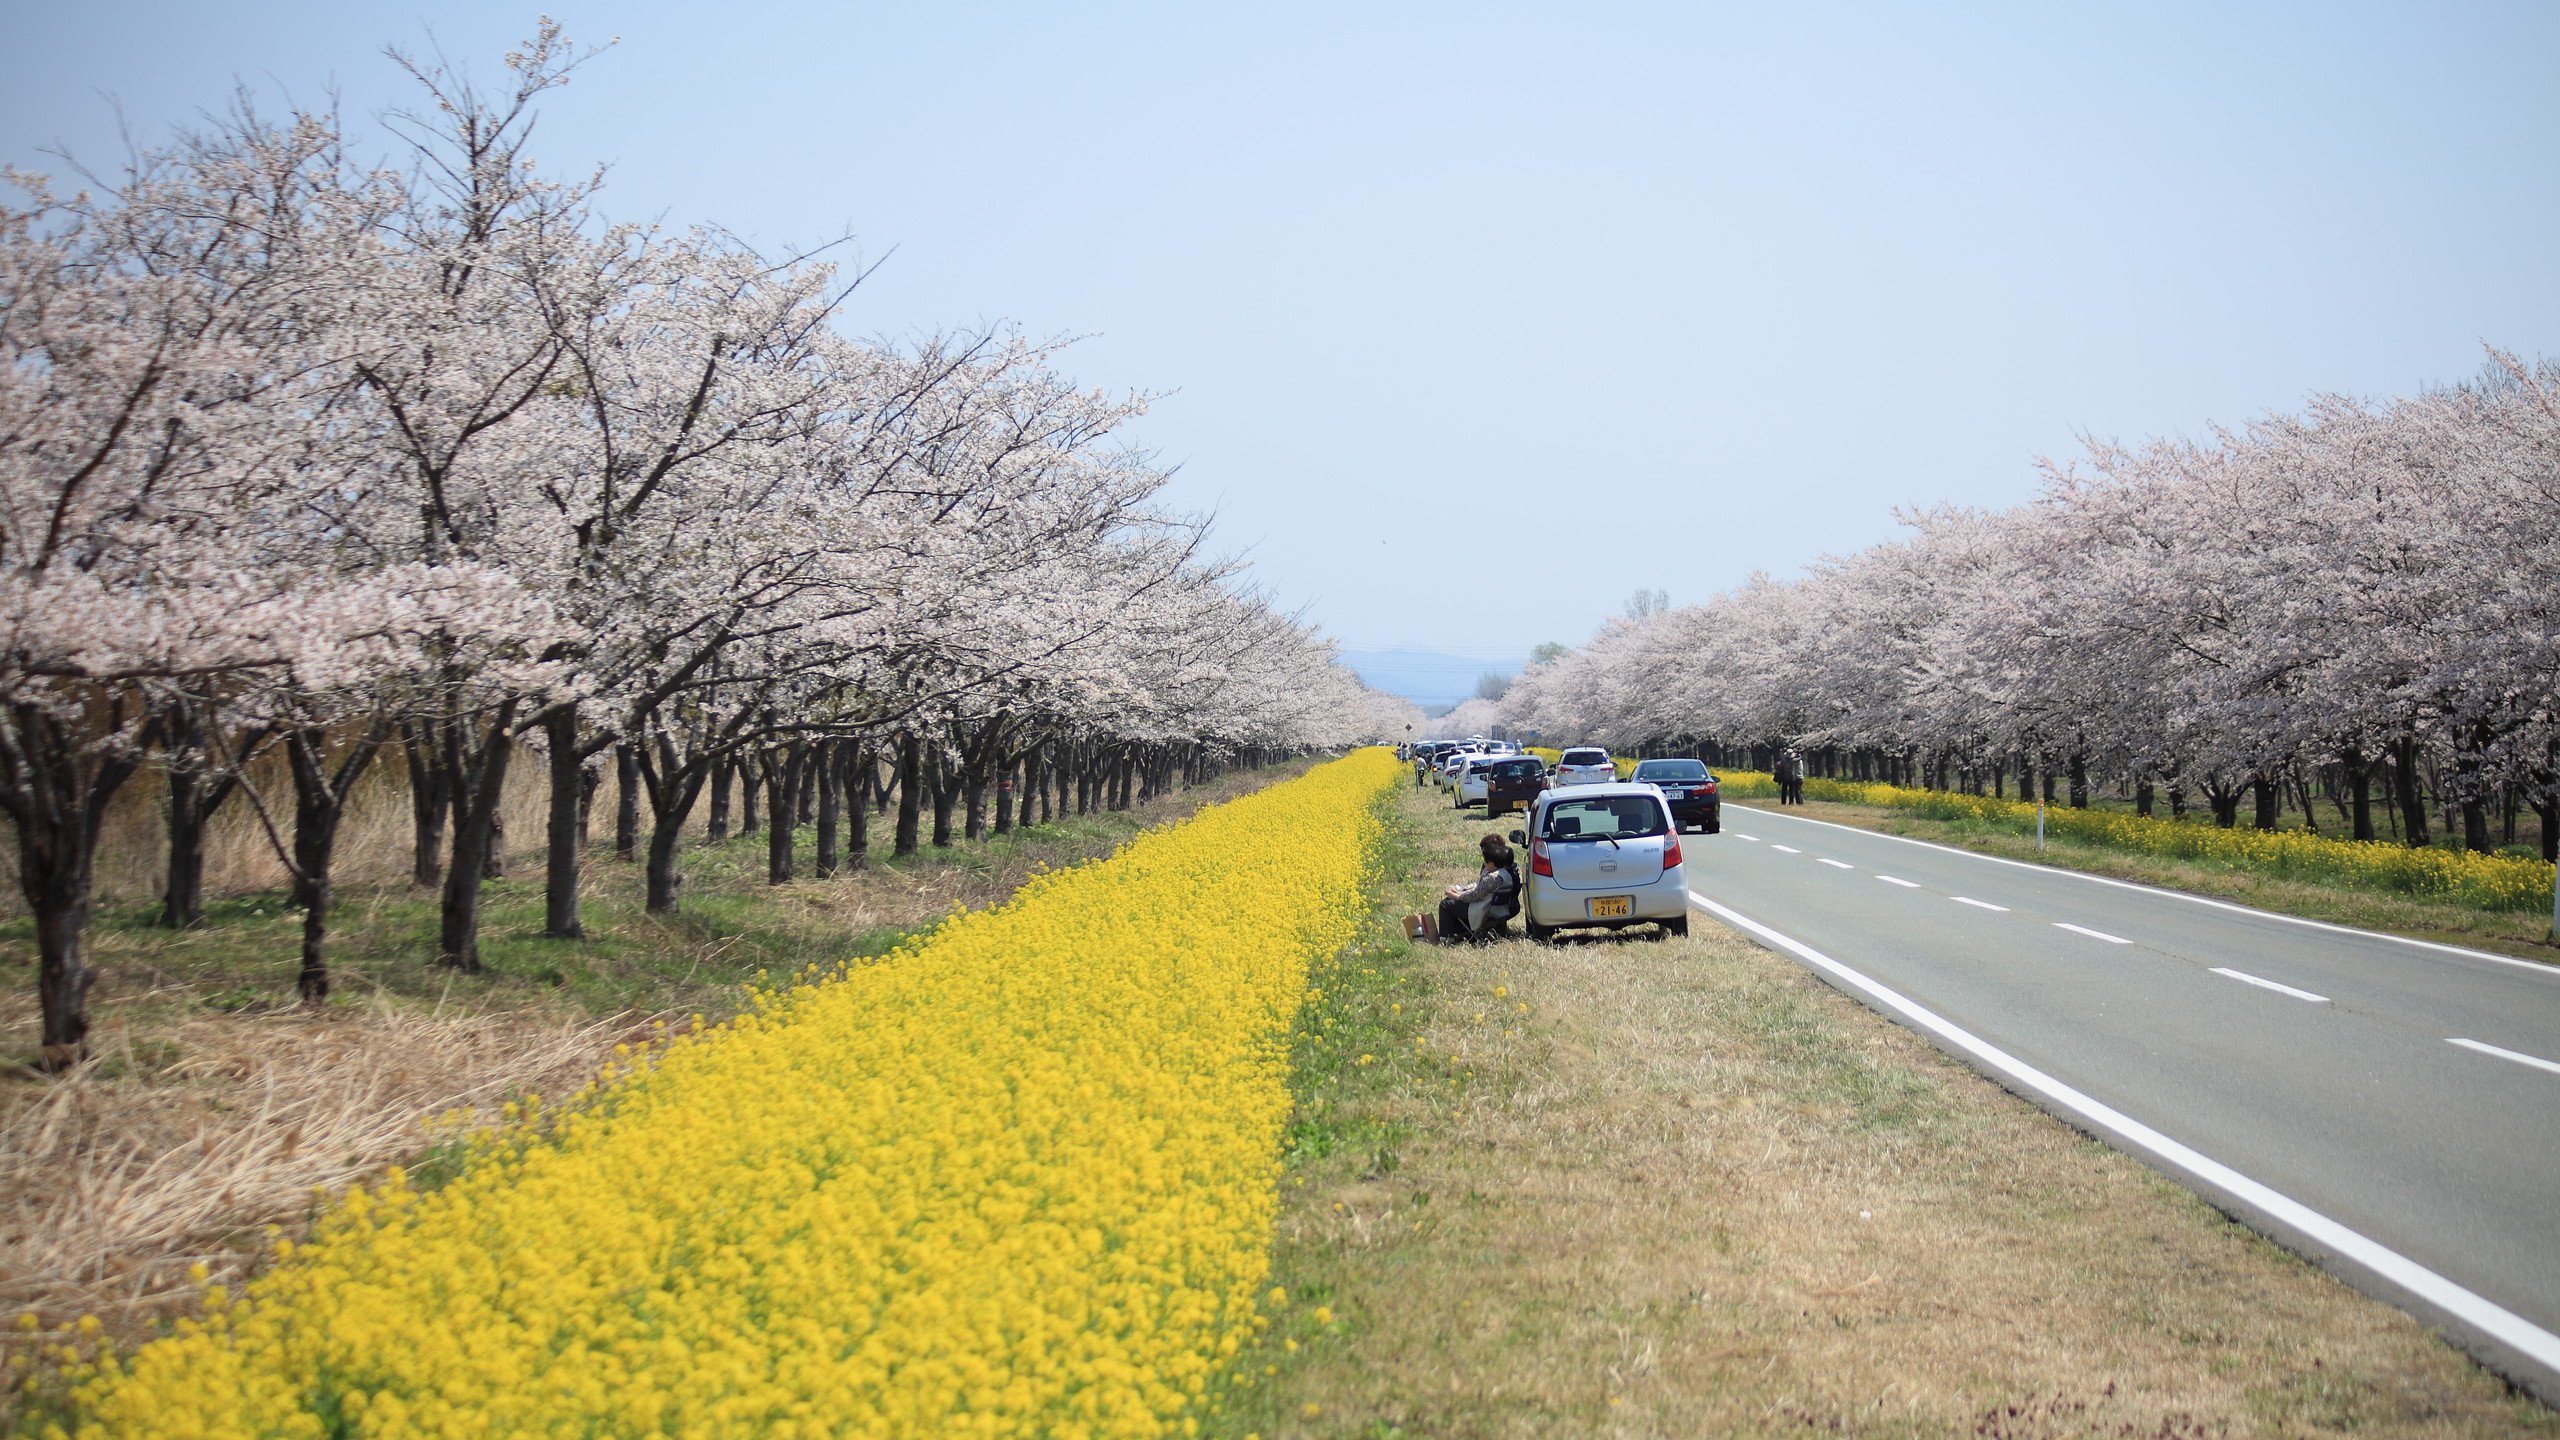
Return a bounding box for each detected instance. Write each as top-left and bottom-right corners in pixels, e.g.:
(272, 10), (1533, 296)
(1403, 911), (1440, 943)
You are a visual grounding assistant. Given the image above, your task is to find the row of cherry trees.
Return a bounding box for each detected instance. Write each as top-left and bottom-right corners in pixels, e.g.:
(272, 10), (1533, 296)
(0, 26), (1411, 1062)
(1501, 356), (2560, 856)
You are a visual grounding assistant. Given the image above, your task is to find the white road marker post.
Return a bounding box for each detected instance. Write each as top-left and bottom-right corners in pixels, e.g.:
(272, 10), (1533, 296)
(2037, 798), (2047, 853)
(2549, 856), (2557, 944)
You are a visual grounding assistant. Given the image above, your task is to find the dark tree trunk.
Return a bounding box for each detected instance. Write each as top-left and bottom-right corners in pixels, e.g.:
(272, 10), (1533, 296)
(844, 743), (871, 871)
(707, 757), (732, 843)
(614, 744), (640, 861)
(2457, 727), (2492, 853)
(930, 751), (957, 848)
(403, 723), (452, 887)
(768, 743), (805, 885)
(156, 700), (257, 929)
(2068, 754), (2089, 809)
(2207, 782), (2240, 828)
(894, 732), (922, 857)
(994, 755), (1015, 835)
(2252, 775), (2280, 830)
(543, 705), (585, 939)
(815, 740), (841, 877)
(4, 699), (143, 1066)
(576, 756), (599, 850)
(740, 761), (762, 835)
(438, 707), (518, 972)
(2344, 749), (2375, 842)
(634, 733), (718, 916)
(285, 722), (388, 1003)
(2134, 779), (2154, 817)
(2391, 736), (2431, 848)
(162, 760), (211, 928)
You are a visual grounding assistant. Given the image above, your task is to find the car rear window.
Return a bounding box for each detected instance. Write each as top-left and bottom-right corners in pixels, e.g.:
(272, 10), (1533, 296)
(1561, 749), (1610, 766)
(1490, 758), (1543, 778)
(1634, 760), (1709, 780)
(1541, 795), (1668, 840)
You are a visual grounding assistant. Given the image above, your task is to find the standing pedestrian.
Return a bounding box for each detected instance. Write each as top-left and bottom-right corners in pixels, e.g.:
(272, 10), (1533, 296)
(1777, 748), (1805, 805)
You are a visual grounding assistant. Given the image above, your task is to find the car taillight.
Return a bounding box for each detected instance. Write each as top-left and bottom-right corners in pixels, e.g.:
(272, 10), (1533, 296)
(1531, 840), (1553, 876)
(1662, 835), (1682, 868)
(1702, 779), (1717, 793)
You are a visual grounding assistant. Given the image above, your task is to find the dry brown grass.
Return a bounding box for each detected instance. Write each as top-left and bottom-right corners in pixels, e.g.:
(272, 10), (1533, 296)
(0, 995), (629, 1328)
(1233, 784), (2556, 1439)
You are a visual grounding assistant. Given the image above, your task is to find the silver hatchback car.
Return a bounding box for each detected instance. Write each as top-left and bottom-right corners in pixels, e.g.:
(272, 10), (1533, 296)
(1509, 783), (1688, 940)
(1551, 746), (1616, 787)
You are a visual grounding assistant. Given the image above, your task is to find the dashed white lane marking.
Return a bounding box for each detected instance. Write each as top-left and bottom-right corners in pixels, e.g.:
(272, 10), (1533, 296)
(1819, 858), (1854, 869)
(1771, 845), (1801, 854)
(2211, 967), (2330, 1003)
(1952, 897), (2009, 911)
(2447, 1038), (2560, 1075)
(1730, 833), (1760, 841)
(1875, 875), (1920, 888)
(2055, 922), (2132, 944)
(1684, 886), (2560, 1383)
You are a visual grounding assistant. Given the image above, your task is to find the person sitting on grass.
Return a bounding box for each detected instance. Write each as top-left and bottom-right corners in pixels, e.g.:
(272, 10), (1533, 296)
(1437, 835), (1521, 943)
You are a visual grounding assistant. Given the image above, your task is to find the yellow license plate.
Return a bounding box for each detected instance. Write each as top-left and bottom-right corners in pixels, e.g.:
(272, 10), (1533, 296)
(1587, 895), (1633, 918)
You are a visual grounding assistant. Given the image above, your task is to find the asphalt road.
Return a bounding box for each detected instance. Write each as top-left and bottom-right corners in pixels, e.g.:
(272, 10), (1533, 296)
(1685, 802), (2560, 1401)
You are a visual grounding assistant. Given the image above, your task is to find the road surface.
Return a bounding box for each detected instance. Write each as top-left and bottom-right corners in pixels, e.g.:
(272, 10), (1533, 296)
(1684, 801), (2560, 1402)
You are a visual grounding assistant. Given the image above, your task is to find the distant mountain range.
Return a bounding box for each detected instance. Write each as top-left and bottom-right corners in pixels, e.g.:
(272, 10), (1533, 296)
(1338, 647), (1531, 710)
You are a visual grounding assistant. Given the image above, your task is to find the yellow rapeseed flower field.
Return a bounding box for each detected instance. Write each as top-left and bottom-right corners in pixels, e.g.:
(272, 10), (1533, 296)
(1717, 769), (2554, 910)
(74, 749), (1403, 1439)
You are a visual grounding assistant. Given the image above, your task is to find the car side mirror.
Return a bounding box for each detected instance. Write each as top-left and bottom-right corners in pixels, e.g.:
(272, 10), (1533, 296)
(1508, 830), (1527, 846)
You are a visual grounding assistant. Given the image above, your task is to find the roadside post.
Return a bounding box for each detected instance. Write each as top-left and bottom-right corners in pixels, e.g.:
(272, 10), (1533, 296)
(2037, 799), (2047, 852)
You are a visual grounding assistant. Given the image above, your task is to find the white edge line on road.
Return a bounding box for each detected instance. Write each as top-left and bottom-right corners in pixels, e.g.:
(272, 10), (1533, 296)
(1952, 896), (2009, 911)
(2055, 922), (2132, 944)
(2448, 1038), (2560, 1076)
(1724, 804), (2558, 978)
(1819, 858), (1854, 869)
(1729, 833), (1760, 841)
(2210, 967), (2331, 1003)
(1876, 875), (1920, 888)
(1686, 886), (2560, 1378)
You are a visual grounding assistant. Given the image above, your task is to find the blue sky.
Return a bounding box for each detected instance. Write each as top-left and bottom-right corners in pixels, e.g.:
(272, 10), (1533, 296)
(6, 2), (2554, 658)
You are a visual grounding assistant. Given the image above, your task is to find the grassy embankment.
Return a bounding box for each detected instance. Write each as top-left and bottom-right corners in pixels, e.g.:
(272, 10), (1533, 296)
(1222, 779), (2554, 1439)
(0, 759), (1311, 1377)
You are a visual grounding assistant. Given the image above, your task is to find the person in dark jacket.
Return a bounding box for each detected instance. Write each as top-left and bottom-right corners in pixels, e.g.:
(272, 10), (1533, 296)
(1777, 749), (1805, 805)
(1436, 835), (1520, 942)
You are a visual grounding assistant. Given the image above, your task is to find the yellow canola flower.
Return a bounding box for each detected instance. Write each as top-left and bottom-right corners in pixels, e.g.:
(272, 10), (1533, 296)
(79, 749), (1403, 1439)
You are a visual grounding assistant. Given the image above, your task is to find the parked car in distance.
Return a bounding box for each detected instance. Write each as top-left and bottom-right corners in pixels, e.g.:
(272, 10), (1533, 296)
(1435, 749), (1474, 788)
(1552, 747), (1616, 787)
(1508, 784), (1687, 940)
(1453, 753), (1506, 808)
(1629, 758), (1720, 833)
(1484, 754), (1548, 817)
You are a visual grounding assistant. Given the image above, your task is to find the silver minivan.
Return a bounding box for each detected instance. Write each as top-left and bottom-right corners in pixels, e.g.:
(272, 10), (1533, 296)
(1510, 784), (1689, 940)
